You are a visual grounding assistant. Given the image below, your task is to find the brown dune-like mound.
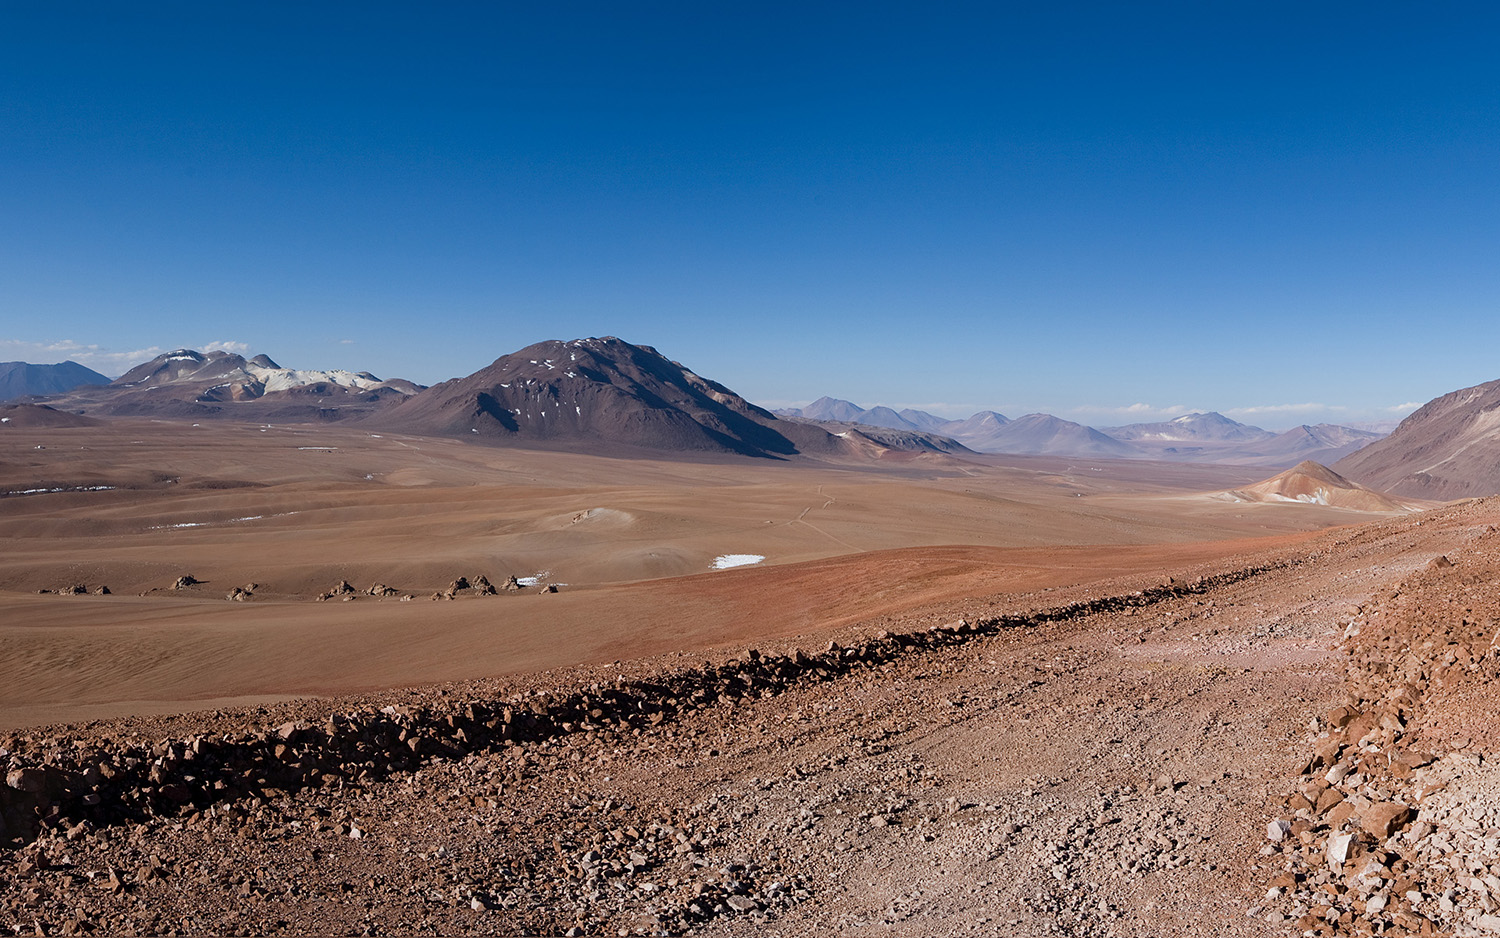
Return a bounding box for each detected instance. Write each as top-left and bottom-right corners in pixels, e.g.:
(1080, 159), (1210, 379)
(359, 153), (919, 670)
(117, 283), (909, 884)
(0, 403), (101, 428)
(1218, 460), (1416, 511)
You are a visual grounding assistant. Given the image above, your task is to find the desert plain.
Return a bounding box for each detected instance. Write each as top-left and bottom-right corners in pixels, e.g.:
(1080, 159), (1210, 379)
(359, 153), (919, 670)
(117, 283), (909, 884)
(1, 417), (1494, 937)
(1, 418), (1369, 729)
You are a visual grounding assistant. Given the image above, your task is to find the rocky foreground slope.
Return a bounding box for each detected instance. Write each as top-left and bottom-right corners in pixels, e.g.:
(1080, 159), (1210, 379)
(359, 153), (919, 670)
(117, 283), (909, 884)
(3, 499), (1499, 936)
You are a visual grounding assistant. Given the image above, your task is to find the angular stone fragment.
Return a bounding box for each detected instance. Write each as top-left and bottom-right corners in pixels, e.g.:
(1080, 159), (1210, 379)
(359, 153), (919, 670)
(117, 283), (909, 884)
(1359, 803), (1414, 839)
(6, 767), (47, 793)
(1326, 832), (1354, 868)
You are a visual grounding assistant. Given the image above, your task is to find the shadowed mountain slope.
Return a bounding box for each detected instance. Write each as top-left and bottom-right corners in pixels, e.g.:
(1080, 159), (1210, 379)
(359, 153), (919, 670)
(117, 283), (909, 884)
(1336, 377), (1500, 499)
(0, 361), (109, 401)
(380, 337), (840, 458)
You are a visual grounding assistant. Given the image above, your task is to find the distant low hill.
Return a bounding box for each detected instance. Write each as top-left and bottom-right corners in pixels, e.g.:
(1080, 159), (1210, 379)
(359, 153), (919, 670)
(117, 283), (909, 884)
(1336, 377), (1500, 499)
(0, 402), (101, 428)
(979, 413), (1138, 457)
(0, 361), (109, 401)
(776, 417), (975, 455)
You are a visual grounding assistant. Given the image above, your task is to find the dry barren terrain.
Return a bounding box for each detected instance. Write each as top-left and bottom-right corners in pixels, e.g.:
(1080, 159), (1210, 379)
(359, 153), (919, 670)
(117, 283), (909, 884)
(1, 419), (1486, 937)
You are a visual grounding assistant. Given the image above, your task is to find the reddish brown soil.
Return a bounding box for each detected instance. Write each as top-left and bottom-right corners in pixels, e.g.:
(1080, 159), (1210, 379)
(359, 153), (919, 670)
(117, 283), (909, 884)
(2, 420), (1482, 937)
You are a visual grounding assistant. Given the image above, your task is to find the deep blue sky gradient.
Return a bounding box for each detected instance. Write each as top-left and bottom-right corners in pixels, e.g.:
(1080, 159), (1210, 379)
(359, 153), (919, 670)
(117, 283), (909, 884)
(3, 2), (1498, 428)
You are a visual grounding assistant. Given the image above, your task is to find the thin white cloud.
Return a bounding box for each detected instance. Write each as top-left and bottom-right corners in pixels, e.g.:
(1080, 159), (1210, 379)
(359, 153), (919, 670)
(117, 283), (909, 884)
(202, 340), (251, 354)
(1068, 403), (1195, 419)
(754, 399), (813, 411)
(1386, 402), (1423, 413)
(1223, 403), (1347, 416)
(887, 402), (988, 418)
(338, 338), (356, 345)
(0, 339), (165, 377)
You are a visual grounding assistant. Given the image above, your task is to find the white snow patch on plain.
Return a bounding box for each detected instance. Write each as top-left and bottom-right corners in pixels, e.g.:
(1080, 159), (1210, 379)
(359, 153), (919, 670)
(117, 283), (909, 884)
(517, 572), (553, 587)
(297, 446), (337, 451)
(711, 554), (765, 570)
(147, 513), (289, 531)
(3, 485), (116, 497)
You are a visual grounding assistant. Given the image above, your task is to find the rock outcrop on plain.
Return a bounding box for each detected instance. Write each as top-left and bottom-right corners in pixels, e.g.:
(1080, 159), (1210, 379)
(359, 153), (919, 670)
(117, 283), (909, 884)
(1217, 461), (1419, 512)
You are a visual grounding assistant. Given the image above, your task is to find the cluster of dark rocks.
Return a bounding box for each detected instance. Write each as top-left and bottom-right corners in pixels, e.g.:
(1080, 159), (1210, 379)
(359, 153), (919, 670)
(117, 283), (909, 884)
(35, 584), (110, 596)
(0, 556), (1301, 935)
(1, 558), (1291, 854)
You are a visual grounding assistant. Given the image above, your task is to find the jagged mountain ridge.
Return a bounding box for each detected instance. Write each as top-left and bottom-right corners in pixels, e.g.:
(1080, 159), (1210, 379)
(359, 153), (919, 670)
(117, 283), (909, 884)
(33, 349), (423, 421)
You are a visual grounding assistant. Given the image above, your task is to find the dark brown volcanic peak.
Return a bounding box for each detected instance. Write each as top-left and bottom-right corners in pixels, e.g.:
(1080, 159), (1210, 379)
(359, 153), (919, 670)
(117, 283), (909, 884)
(382, 337), (836, 458)
(1335, 377), (1500, 499)
(113, 348), (225, 387)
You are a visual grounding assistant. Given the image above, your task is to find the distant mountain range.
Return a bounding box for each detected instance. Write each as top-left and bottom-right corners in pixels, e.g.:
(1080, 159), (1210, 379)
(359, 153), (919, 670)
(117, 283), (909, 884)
(776, 398), (1384, 466)
(29, 340), (1500, 484)
(35, 349), (424, 422)
(0, 360), (109, 401)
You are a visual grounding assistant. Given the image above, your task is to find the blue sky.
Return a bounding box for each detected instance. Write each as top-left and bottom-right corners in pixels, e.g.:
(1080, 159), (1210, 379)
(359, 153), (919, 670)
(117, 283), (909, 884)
(3, 2), (1497, 430)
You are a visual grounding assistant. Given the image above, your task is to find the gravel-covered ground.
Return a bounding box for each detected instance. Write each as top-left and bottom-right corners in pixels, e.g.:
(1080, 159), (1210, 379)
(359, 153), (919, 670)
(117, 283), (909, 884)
(5, 498), (1499, 936)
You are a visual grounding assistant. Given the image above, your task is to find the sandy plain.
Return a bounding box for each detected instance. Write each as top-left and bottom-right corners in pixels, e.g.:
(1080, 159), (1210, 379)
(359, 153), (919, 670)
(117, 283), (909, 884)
(0, 419), (1396, 730)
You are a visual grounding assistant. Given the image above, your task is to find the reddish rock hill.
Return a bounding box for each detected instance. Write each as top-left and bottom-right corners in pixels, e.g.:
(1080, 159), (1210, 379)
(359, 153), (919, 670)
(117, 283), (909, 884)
(378, 337), (839, 458)
(1336, 378), (1500, 499)
(1220, 460), (1417, 511)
